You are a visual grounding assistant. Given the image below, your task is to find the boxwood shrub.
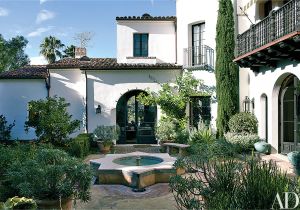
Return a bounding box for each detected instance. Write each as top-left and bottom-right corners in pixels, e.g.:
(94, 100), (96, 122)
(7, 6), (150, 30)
(228, 112), (258, 134)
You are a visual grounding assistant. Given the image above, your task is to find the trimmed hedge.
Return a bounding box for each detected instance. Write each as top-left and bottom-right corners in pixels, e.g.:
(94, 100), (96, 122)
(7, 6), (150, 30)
(228, 112), (258, 134)
(67, 134), (91, 158)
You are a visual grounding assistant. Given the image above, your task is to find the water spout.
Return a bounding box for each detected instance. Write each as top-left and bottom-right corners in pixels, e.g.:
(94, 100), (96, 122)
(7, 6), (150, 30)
(136, 156), (142, 166)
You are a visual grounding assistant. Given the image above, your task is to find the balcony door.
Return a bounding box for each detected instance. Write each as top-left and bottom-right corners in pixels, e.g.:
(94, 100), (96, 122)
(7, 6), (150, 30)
(280, 75), (300, 153)
(192, 23), (205, 66)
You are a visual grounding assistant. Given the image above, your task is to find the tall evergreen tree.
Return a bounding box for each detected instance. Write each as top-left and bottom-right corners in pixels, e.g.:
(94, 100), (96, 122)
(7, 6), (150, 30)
(215, 0), (239, 137)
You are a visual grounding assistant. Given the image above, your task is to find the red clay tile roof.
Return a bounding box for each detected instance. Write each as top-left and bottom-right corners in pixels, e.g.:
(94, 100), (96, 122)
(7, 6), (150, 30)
(0, 57), (182, 79)
(0, 65), (48, 79)
(116, 13), (176, 21)
(48, 57), (182, 70)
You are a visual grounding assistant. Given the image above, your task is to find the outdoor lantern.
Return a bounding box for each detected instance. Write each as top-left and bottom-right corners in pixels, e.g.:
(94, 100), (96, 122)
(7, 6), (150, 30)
(96, 105), (102, 114)
(243, 96), (251, 112)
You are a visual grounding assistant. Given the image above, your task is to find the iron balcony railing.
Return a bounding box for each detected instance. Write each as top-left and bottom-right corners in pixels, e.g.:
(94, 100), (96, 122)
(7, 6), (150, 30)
(236, 0), (300, 57)
(183, 45), (215, 71)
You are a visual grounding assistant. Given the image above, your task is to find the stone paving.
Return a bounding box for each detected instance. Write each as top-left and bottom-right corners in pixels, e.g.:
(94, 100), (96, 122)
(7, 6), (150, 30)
(78, 146), (297, 210)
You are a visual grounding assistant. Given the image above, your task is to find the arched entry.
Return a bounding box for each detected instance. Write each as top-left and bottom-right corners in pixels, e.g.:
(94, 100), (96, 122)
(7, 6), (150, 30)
(116, 90), (157, 144)
(279, 74), (300, 153)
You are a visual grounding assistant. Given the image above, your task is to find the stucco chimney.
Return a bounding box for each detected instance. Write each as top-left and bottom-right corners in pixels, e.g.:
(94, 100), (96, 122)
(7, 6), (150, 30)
(75, 47), (87, 58)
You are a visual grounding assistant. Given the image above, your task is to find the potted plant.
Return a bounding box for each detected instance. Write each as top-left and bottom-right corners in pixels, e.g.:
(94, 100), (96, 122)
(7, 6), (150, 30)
(93, 125), (119, 153)
(254, 140), (271, 154)
(287, 151), (300, 176)
(5, 148), (92, 210)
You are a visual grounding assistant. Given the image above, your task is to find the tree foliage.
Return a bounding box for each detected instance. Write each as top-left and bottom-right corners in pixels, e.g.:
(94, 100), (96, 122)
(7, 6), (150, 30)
(25, 96), (81, 146)
(170, 156), (297, 209)
(63, 44), (76, 58)
(138, 72), (213, 121)
(0, 34), (30, 72)
(0, 115), (15, 141)
(215, 0), (239, 137)
(40, 36), (65, 64)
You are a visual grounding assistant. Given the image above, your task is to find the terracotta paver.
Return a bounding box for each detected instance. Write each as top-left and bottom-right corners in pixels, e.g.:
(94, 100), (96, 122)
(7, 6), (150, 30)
(79, 147), (297, 210)
(76, 184), (176, 210)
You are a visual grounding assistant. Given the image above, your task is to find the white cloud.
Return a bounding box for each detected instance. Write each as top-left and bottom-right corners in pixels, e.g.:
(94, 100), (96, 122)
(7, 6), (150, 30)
(30, 56), (47, 65)
(0, 7), (9, 16)
(40, 0), (50, 4)
(27, 26), (54, 37)
(36, 10), (55, 24)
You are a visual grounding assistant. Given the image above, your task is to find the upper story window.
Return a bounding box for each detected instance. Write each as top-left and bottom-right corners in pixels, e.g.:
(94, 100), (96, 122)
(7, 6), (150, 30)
(263, 0), (272, 18)
(133, 33), (148, 57)
(192, 23), (205, 65)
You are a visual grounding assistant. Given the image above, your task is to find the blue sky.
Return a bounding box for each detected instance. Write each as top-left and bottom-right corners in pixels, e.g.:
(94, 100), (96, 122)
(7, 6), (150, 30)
(0, 0), (175, 64)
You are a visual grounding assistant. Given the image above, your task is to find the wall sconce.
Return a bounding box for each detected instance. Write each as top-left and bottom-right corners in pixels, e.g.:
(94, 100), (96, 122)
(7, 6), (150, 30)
(96, 105), (102, 114)
(243, 96), (251, 112)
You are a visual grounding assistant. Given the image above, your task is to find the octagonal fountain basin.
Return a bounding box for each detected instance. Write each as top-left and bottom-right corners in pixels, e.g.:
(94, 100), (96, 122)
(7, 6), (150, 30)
(90, 152), (184, 191)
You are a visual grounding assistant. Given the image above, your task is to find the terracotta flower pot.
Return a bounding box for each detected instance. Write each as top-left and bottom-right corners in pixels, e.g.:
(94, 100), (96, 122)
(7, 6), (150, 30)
(97, 141), (111, 153)
(36, 197), (72, 210)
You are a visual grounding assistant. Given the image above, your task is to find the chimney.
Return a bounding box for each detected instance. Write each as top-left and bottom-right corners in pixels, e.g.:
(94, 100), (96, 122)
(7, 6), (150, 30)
(75, 47), (87, 58)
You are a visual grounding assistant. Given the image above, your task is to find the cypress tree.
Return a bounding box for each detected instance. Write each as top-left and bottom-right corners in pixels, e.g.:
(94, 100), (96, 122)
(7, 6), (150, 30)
(215, 0), (239, 137)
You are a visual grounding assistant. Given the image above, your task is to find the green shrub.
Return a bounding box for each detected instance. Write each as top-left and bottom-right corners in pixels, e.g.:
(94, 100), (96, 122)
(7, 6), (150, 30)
(170, 157), (297, 210)
(0, 115), (15, 141)
(225, 132), (260, 152)
(156, 117), (177, 143)
(228, 112), (258, 134)
(189, 125), (215, 144)
(0, 143), (45, 201)
(67, 133), (91, 158)
(93, 125), (119, 141)
(6, 148), (92, 202)
(25, 96), (81, 146)
(188, 139), (236, 158)
(3, 196), (37, 209)
(175, 128), (190, 144)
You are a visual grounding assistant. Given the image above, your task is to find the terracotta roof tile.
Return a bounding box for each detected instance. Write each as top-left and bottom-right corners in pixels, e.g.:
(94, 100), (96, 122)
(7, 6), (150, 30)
(0, 57), (182, 79)
(48, 57), (182, 70)
(116, 13), (176, 21)
(0, 65), (48, 79)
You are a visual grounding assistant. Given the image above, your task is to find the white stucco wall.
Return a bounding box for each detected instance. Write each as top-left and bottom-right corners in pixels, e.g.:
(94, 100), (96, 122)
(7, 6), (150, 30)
(117, 20), (176, 64)
(176, 0), (219, 66)
(49, 69), (87, 136)
(0, 79), (47, 140)
(249, 62), (300, 153)
(86, 69), (181, 132)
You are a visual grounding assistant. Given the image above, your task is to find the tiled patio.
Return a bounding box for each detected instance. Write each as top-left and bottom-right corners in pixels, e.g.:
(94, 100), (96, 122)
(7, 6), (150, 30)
(78, 149), (297, 210)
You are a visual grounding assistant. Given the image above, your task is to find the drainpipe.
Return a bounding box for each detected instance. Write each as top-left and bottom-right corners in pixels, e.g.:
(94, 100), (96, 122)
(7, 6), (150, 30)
(45, 69), (50, 98)
(174, 19), (178, 65)
(84, 70), (89, 133)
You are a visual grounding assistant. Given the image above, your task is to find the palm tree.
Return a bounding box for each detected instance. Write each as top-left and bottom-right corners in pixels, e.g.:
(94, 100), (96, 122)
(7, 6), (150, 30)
(40, 36), (65, 64)
(63, 45), (75, 58)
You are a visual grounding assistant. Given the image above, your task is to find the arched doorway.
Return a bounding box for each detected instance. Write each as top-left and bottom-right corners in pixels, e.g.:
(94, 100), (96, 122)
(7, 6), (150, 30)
(116, 90), (157, 144)
(279, 74), (300, 153)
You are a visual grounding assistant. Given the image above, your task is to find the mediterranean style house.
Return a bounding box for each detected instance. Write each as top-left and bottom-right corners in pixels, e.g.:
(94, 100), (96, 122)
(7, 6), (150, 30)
(0, 0), (216, 144)
(1, 0), (298, 153)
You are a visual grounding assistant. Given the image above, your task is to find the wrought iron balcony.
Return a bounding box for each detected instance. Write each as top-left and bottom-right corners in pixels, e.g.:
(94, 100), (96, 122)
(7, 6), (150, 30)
(183, 45), (214, 71)
(234, 0), (300, 71)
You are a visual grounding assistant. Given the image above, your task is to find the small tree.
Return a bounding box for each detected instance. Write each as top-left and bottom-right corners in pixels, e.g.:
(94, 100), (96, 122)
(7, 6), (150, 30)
(138, 72), (214, 122)
(0, 115), (15, 141)
(25, 96), (80, 146)
(215, 0), (239, 137)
